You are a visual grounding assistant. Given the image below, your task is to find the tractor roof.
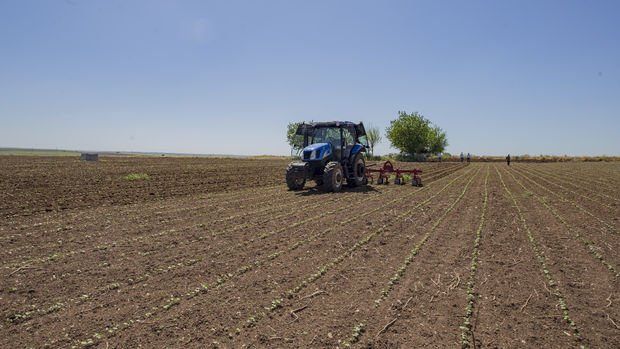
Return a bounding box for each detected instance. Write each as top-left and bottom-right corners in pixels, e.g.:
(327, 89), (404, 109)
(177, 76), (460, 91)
(296, 121), (366, 137)
(306, 121), (358, 128)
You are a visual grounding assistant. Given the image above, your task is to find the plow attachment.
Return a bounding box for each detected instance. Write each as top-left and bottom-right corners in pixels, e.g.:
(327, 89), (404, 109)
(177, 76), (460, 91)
(365, 160), (423, 187)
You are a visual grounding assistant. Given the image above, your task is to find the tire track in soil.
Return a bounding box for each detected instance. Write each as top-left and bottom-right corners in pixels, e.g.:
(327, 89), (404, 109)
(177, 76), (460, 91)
(45, 167), (474, 349)
(495, 166), (585, 347)
(498, 165), (620, 348)
(462, 166), (577, 349)
(25, 167), (473, 349)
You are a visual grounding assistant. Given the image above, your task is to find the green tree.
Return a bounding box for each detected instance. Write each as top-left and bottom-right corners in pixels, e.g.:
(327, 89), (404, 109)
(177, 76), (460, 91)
(286, 122), (302, 148)
(286, 122), (304, 156)
(428, 125), (448, 154)
(385, 111), (447, 156)
(366, 125), (382, 156)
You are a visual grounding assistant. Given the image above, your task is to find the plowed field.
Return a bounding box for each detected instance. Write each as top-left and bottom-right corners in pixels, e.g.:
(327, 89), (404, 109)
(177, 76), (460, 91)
(1, 157), (619, 348)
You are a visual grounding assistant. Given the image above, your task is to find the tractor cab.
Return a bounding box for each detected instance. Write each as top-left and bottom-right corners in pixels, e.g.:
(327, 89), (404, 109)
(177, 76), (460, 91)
(286, 121), (369, 192)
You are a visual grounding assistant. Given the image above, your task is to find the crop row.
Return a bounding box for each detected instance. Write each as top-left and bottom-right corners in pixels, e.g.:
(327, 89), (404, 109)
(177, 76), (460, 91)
(60, 167), (473, 348)
(2, 165), (465, 333)
(338, 166), (482, 346)
(0, 183), (285, 243)
(496, 166), (583, 344)
(9, 162), (419, 269)
(506, 169), (619, 278)
(247, 170), (473, 347)
(460, 166), (489, 348)
(374, 167), (481, 307)
(524, 164), (620, 202)
(2, 163), (464, 256)
(2, 184), (342, 266)
(524, 163), (620, 194)
(4, 184), (379, 324)
(4, 163), (464, 320)
(1, 161), (287, 218)
(511, 167), (617, 235)
(516, 165), (617, 209)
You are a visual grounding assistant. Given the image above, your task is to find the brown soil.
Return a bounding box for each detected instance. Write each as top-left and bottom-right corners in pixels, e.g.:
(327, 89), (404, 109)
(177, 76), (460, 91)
(0, 157), (618, 348)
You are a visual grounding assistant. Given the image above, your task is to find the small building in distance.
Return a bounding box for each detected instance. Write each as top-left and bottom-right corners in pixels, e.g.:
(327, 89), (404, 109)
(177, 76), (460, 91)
(80, 153), (99, 161)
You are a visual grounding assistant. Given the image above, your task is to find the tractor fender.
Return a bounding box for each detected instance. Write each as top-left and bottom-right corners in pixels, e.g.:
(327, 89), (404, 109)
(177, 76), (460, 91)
(349, 144), (365, 158)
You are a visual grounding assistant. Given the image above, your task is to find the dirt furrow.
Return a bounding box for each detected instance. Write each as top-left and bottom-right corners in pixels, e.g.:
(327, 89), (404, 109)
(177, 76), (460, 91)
(499, 165), (620, 348)
(220, 166), (483, 348)
(40, 167), (474, 348)
(511, 166), (619, 235)
(506, 168), (620, 277)
(465, 166), (577, 348)
(517, 164), (620, 208)
(495, 166), (585, 347)
(522, 163), (620, 201)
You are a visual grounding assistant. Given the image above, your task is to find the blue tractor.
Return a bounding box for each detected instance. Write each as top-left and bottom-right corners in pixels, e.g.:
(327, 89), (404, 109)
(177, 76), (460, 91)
(286, 121), (369, 192)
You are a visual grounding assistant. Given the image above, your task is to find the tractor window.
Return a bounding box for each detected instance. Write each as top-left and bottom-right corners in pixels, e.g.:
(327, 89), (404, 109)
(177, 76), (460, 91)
(311, 127), (341, 146)
(358, 135), (369, 148)
(342, 128), (355, 146)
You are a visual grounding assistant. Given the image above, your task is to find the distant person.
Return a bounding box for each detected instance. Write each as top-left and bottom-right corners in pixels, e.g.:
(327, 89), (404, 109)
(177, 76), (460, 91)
(467, 153), (471, 163)
(438, 153), (443, 162)
(460, 152), (464, 163)
(506, 154), (511, 166)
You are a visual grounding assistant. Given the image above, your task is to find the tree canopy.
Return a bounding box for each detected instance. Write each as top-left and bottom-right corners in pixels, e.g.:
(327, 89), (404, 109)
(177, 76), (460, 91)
(385, 111), (448, 155)
(286, 122), (303, 150)
(365, 125), (382, 156)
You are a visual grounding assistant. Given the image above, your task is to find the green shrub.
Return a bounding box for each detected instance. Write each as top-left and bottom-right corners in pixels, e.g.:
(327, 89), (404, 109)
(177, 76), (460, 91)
(124, 173), (150, 181)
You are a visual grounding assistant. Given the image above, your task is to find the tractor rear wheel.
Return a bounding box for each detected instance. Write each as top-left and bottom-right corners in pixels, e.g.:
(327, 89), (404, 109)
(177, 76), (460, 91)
(323, 161), (344, 192)
(286, 164), (305, 190)
(348, 153), (367, 187)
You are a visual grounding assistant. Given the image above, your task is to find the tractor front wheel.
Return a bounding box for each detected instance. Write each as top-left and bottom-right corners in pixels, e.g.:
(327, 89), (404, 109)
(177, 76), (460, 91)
(323, 161), (344, 192)
(286, 164), (305, 190)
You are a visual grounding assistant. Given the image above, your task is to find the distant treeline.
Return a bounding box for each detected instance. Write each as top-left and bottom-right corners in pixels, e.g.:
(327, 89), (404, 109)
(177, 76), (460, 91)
(375, 153), (620, 163)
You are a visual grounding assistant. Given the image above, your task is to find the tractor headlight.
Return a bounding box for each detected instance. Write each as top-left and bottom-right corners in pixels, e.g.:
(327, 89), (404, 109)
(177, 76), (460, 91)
(310, 150), (317, 159)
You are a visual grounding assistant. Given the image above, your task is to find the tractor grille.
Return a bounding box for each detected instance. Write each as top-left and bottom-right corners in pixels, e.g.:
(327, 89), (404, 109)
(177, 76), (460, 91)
(303, 150), (312, 160)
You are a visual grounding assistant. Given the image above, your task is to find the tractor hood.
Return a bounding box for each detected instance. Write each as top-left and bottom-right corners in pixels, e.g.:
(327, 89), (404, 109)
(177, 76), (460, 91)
(302, 143), (332, 161)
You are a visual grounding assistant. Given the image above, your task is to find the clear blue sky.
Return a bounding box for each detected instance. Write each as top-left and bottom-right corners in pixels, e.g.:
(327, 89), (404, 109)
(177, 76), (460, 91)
(1, 0), (619, 156)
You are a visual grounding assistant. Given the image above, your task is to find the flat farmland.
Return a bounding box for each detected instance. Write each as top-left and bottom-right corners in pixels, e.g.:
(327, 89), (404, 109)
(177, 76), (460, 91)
(1, 157), (619, 348)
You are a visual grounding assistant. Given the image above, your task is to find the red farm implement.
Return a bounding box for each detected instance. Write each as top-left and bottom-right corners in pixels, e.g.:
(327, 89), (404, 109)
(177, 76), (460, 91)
(365, 160), (423, 186)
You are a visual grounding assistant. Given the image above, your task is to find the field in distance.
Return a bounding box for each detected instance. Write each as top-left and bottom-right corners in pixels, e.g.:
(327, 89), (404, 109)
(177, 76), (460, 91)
(1, 156), (618, 348)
